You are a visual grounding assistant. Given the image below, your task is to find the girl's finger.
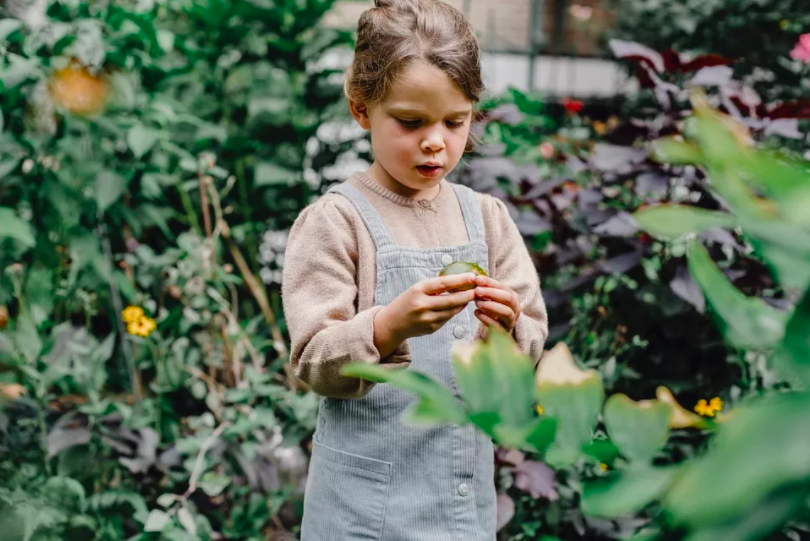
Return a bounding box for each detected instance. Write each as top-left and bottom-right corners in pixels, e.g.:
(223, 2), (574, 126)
(474, 286), (517, 307)
(474, 309), (503, 330)
(428, 288), (476, 310)
(421, 273), (477, 295)
(475, 300), (513, 322)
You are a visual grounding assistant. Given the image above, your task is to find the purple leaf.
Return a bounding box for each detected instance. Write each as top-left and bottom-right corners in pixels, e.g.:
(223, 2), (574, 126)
(48, 426), (92, 459)
(523, 177), (567, 200)
(578, 188), (604, 209)
(591, 144), (648, 173)
(670, 264), (705, 313)
(689, 66), (734, 88)
(597, 251), (643, 274)
(767, 99), (810, 120)
(516, 211), (552, 236)
(635, 171), (669, 195)
(764, 119), (802, 139)
(499, 449), (526, 466)
(593, 212), (638, 237)
(566, 155), (587, 174)
(490, 103), (524, 125)
(496, 492), (515, 531)
(608, 39), (664, 72)
(698, 228), (746, 252)
(512, 459), (558, 500)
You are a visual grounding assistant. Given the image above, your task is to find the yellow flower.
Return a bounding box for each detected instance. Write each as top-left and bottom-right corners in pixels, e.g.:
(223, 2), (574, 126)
(122, 306), (145, 324)
(694, 397), (723, 417)
(593, 121), (607, 135)
(780, 19), (789, 30)
(536, 404), (544, 415)
(127, 316), (157, 338)
(600, 463), (608, 472)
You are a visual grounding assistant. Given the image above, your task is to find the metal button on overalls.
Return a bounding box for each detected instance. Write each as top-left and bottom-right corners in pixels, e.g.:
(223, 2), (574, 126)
(301, 181), (496, 540)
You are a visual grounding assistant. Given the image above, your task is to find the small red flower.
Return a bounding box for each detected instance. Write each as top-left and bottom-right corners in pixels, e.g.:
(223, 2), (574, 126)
(562, 98), (584, 114)
(790, 34), (810, 64)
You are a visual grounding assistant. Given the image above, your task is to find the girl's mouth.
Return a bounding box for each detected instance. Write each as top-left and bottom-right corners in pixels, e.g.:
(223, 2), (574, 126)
(416, 165), (443, 178)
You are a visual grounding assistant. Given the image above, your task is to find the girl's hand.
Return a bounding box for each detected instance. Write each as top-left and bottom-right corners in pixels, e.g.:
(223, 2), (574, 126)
(375, 273), (478, 352)
(472, 275), (521, 337)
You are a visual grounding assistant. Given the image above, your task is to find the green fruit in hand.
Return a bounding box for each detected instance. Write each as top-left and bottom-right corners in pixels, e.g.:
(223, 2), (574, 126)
(439, 261), (487, 292)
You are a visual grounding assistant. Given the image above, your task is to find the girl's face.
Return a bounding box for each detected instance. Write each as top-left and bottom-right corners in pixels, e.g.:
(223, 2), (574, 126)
(351, 61), (473, 199)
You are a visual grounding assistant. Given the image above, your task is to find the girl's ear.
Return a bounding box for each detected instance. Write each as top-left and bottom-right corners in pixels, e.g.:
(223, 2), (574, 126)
(349, 100), (371, 130)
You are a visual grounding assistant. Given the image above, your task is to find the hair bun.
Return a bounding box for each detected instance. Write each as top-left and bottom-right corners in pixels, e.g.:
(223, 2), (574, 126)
(374, 0), (393, 7)
(374, 0), (414, 10)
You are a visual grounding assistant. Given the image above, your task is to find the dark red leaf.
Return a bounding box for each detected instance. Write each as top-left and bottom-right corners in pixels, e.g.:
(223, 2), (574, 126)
(635, 64), (656, 89)
(680, 54), (735, 72)
(767, 100), (810, 120)
(608, 39), (664, 72)
(662, 48), (682, 72)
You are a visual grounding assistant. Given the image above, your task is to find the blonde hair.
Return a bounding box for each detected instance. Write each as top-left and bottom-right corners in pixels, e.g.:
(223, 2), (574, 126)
(345, 0), (484, 149)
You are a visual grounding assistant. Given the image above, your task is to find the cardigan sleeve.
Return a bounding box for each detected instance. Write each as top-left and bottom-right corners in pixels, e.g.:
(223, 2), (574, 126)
(475, 195), (549, 367)
(281, 197), (410, 399)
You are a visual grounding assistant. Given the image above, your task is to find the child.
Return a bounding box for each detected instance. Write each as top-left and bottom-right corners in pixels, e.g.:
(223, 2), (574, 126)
(281, 0), (549, 538)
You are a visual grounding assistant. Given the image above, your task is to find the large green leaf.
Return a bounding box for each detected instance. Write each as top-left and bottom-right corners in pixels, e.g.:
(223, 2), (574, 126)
(683, 487), (810, 541)
(453, 328), (536, 431)
(773, 286), (810, 387)
(633, 205), (736, 240)
(95, 171), (128, 211)
(127, 124), (161, 159)
(603, 394), (670, 464)
(342, 363), (467, 425)
(743, 221), (810, 292)
(687, 240), (787, 349)
(582, 466), (679, 518)
(535, 343), (604, 467)
(663, 391), (810, 526)
(254, 161), (298, 186)
(0, 207), (35, 248)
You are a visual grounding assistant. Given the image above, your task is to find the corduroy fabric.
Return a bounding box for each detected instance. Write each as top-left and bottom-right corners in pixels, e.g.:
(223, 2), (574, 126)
(300, 181), (496, 541)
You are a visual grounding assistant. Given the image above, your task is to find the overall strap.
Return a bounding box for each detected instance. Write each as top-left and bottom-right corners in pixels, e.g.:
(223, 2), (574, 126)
(326, 183), (397, 250)
(451, 183), (486, 244)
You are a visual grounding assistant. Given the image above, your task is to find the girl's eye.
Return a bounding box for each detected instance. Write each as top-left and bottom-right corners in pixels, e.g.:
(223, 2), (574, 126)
(445, 120), (464, 129)
(396, 118), (421, 129)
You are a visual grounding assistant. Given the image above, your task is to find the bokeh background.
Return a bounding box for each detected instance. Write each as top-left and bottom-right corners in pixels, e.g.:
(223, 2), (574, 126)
(1, 0), (810, 539)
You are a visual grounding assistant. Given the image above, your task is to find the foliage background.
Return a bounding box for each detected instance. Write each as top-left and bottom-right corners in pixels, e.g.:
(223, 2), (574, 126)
(1, 1), (809, 540)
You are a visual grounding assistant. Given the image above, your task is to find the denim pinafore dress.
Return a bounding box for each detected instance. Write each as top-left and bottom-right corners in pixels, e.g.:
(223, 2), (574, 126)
(300, 181), (496, 541)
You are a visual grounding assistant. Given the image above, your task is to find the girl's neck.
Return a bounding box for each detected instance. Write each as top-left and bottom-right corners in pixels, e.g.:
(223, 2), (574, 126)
(366, 161), (442, 201)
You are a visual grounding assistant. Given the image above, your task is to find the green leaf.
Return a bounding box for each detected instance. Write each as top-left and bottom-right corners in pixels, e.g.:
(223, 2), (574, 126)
(775, 286), (810, 386)
(582, 439), (621, 466)
(176, 507), (197, 536)
(687, 240), (788, 349)
(603, 394), (670, 463)
(127, 124), (161, 159)
(582, 466), (679, 518)
(633, 205), (736, 240)
(0, 158), (19, 180)
(144, 509), (171, 532)
(254, 161), (298, 186)
(199, 472), (230, 497)
(683, 487), (809, 541)
(535, 343), (604, 467)
(95, 170), (127, 211)
(342, 363), (467, 426)
(0, 207), (35, 248)
(663, 392), (810, 526)
(743, 221), (810, 291)
(453, 327), (536, 430)
(651, 137), (703, 164)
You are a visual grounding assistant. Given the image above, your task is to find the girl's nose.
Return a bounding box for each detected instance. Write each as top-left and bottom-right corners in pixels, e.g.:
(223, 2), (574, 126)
(420, 129), (445, 153)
